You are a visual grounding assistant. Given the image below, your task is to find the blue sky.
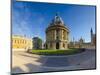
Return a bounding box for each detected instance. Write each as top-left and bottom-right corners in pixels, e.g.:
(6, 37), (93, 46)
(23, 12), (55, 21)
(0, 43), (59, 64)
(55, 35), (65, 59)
(12, 0), (96, 42)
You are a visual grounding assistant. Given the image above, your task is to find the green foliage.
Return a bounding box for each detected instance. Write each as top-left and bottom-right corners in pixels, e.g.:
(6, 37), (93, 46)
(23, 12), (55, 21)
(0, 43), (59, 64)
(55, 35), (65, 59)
(37, 38), (42, 45)
(31, 48), (84, 55)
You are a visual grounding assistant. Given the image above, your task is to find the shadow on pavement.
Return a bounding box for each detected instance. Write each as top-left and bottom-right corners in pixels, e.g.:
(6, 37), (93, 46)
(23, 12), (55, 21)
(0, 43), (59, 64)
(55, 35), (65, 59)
(12, 67), (25, 73)
(25, 63), (54, 72)
(41, 57), (70, 67)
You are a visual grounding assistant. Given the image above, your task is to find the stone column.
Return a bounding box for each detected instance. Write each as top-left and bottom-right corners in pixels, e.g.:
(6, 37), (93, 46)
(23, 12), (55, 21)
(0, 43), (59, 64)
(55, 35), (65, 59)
(64, 30), (66, 40)
(48, 32), (50, 41)
(62, 29), (63, 40)
(54, 30), (56, 40)
(65, 42), (67, 49)
(60, 29), (62, 40)
(50, 31), (52, 41)
(67, 32), (69, 42)
(53, 30), (54, 40)
(52, 42), (56, 49)
(65, 31), (67, 40)
(63, 30), (64, 40)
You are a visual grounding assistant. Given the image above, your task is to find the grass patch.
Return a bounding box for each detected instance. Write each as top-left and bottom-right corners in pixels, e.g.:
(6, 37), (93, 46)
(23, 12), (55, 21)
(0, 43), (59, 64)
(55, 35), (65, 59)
(30, 48), (85, 55)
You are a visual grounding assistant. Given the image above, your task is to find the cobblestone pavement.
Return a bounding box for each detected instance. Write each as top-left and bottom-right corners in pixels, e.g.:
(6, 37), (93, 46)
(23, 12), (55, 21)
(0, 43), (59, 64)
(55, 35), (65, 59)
(12, 49), (96, 74)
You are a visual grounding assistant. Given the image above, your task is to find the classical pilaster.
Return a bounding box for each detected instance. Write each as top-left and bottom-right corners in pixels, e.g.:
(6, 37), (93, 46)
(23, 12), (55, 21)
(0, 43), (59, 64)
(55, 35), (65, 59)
(52, 42), (56, 49)
(54, 30), (56, 40)
(62, 29), (63, 40)
(60, 29), (62, 40)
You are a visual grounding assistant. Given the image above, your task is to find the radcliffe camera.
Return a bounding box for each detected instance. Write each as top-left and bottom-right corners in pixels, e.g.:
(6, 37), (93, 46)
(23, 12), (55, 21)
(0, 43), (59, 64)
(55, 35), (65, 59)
(11, 0), (96, 74)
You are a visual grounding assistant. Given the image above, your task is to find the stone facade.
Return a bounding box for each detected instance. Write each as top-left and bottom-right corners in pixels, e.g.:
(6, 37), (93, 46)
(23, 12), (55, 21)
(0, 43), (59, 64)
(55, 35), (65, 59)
(68, 28), (96, 49)
(12, 35), (33, 51)
(45, 13), (69, 50)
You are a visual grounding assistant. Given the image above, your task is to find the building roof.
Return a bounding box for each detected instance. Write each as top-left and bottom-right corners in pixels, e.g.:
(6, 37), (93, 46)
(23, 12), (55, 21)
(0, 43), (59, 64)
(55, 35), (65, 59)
(46, 13), (70, 33)
(12, 35), (32, 40)
(50, 13), (64, 26)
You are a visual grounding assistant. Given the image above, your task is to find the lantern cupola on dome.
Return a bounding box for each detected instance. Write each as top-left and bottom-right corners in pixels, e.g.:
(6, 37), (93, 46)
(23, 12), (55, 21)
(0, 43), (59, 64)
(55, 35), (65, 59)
(50, 13), (64, 25)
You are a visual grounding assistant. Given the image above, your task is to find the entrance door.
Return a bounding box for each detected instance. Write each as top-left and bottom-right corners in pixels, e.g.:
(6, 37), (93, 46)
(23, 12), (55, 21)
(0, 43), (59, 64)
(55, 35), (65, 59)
(46, 44), (48, 49)
(56, 42), (59, 49)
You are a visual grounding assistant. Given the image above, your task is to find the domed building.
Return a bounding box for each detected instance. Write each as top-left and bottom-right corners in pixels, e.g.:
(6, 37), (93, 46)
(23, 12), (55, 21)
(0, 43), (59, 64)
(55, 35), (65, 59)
(45, 13), (69, 50)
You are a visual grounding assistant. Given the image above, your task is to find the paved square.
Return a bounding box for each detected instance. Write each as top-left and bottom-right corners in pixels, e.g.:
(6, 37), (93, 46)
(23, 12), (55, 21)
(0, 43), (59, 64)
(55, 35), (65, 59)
(12, 49), (96, 74)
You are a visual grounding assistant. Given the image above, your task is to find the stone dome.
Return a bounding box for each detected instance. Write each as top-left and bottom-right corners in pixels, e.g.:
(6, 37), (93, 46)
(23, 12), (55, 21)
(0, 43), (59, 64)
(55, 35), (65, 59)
(50, 13), (64, 26)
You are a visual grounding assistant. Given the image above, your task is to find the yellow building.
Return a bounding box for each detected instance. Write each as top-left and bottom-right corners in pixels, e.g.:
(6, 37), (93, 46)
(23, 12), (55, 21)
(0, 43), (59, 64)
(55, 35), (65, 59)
(12, 35), (33, 51)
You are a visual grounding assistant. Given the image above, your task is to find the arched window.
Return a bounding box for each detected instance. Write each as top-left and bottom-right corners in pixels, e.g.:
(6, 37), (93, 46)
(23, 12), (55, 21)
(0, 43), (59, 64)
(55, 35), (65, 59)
(56, 42), (59, 49)
(56, 29), (59, 39)
(63, 43), (65, 48)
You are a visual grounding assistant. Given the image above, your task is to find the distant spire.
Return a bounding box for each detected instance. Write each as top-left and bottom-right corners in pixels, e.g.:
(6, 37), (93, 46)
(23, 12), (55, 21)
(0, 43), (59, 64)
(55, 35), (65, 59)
(55, 12), (64, 24)
(91, 28), (93, 44)
(73, 37), (75, 42)
(24, 34), (26, 37)
(80, 36), (83, 39)
(56, 12), (59, 16)
(55, 12), (60, 19)
(91, 28), (93, 34)
(79, 36), (84, 42)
